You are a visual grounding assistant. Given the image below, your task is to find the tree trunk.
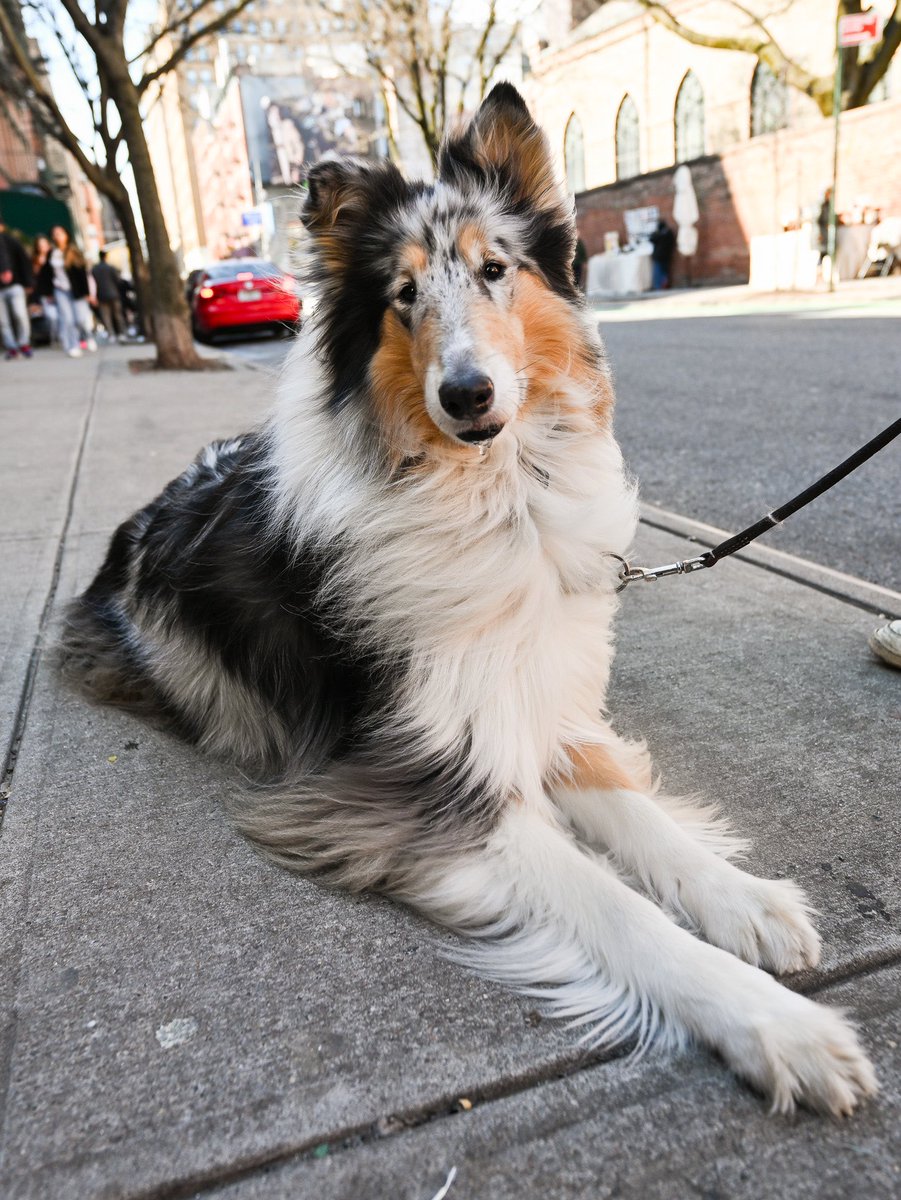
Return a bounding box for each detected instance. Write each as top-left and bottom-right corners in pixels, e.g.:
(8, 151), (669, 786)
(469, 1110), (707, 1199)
(107, 183), (152, 338)
(110, 71), (205, 369)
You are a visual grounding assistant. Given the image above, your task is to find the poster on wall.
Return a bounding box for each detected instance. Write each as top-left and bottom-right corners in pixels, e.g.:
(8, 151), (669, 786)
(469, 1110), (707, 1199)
(239, 75), (379, 188)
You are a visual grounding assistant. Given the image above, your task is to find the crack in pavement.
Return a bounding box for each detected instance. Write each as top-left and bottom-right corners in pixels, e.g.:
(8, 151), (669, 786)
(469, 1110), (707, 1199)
(123, 948), (901, 1200)
(0, 359), (102, 831)
(0, 355), (102, 1157)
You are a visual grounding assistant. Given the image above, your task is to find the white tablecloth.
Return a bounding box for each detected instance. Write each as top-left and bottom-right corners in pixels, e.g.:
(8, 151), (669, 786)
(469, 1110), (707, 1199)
(835, 225), (871, 281)
(749, 230), (819, 291)
(586, 251), (653, 298)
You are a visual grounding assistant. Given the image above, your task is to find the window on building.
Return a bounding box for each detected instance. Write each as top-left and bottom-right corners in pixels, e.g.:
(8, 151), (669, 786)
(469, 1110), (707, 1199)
(615, 95), (640, 180)
(750, 62), (788, 137)
(674, 71), (705, 162)
(563, 113), (585, 194)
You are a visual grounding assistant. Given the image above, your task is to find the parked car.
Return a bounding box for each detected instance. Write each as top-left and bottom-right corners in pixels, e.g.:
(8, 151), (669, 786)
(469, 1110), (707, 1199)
(190, 259), (300, 342)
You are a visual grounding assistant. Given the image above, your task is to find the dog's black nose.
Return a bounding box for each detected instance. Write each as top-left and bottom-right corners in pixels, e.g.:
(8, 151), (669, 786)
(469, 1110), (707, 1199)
(438, 372), (494, 421)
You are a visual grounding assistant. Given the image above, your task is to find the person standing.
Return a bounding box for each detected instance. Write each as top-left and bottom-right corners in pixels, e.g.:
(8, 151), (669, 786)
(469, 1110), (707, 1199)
(649, 218), (676, 290)
(31, 234), (58, 344)
(0, 220), (34, 360)
(91, 249), (126, 341)
(38, 226), (96, 357)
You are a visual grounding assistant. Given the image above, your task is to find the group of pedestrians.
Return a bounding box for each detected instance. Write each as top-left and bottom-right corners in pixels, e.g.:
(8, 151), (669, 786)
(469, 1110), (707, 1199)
(0, 221), (132, 362)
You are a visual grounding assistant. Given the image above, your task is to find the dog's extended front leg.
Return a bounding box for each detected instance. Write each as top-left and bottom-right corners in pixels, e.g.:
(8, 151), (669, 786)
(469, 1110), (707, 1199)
(416, 803), (875, 1115)
(551, 743), (821, 975)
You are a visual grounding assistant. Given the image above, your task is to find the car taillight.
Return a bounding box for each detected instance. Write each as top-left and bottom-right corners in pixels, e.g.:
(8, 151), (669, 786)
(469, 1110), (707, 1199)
(281, 275), (297, 294)
(199, 286), (214, 298)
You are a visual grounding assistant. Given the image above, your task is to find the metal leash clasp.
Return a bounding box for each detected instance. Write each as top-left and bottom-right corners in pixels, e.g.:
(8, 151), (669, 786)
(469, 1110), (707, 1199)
(610, 553), (709, 591)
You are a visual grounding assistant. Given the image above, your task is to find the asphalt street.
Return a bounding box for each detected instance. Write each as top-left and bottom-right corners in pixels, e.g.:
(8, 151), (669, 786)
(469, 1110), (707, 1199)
(228, 309), (901, 591)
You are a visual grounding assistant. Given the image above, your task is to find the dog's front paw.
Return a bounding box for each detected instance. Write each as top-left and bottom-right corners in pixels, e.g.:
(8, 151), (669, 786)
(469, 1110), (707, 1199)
(722, 990), (878, 1116)
(687, 872), (821, 975)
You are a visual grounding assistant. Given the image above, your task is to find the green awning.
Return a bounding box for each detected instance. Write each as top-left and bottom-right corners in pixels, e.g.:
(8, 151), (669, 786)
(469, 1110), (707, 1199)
(0, 189), (72, 241)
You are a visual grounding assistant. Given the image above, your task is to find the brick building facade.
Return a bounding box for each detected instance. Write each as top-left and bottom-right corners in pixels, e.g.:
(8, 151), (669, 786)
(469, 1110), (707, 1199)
(526, 0), (901, 285)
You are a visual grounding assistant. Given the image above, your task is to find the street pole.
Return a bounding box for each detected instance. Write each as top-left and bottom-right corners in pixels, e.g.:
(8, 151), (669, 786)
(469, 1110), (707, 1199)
(827, 21), (843, 292)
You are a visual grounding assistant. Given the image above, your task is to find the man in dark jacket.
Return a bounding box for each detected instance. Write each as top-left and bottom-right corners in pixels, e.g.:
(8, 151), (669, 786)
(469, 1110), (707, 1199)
(649, 219), (676, 290)
(0, 221), (33, 360)
(91, 249), (126, 340)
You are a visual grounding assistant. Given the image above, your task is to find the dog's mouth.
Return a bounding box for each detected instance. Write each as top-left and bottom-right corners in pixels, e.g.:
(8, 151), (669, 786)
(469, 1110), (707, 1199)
(455, 422), (506, 445)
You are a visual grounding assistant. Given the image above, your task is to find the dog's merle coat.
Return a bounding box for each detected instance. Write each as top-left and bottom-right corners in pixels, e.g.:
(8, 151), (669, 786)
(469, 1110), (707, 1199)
(61, 84), (877, 1115)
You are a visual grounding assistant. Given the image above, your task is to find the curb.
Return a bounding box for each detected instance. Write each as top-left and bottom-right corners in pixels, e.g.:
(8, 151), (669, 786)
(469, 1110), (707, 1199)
(639, 502), (901, 620)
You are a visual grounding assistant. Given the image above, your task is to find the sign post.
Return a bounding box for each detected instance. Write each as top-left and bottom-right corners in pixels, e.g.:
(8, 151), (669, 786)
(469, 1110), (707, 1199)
(830, 9), (884, 290)
(827, 22), (843, 292)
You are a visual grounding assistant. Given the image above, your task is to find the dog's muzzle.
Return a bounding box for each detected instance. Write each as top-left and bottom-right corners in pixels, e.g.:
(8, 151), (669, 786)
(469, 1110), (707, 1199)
(438, 371), (506, 445)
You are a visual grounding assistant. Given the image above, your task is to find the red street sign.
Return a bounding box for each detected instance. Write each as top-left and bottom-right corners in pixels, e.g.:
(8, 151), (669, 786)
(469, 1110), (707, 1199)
(838, 11), (882, 47)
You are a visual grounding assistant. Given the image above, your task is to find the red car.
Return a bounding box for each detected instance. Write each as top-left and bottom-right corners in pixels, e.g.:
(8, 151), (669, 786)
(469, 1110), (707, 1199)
(190, 259), (300, 342)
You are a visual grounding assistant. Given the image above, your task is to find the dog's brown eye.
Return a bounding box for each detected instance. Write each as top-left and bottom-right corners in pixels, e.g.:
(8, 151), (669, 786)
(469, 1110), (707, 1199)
(482, 261), (506, 281)
(398, 282), (417, 305)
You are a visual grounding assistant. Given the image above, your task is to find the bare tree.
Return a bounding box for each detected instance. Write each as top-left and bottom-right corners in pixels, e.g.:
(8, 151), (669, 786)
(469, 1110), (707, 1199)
(334, 0), (522, 169)
(0, 0), (257, 369)
(0, 0), (152, 332)
(625, 1), (900, 116)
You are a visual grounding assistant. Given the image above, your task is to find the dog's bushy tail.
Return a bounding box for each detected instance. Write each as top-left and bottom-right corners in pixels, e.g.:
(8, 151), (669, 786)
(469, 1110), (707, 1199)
(56, 594), (160, 717)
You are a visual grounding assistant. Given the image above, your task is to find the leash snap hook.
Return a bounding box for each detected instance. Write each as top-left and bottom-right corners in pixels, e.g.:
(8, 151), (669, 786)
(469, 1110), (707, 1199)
(612, 553), (709, 591)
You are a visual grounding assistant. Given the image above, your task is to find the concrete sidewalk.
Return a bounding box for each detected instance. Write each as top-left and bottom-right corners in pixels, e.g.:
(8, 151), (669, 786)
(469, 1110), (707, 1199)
(589, 274), (901, 322)
(1, 346), (899, 1199)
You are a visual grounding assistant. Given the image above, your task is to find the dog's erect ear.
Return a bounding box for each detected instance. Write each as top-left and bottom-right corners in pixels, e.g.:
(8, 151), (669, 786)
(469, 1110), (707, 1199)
(302, 157), (406, 265)
(439, 83), (565, 215)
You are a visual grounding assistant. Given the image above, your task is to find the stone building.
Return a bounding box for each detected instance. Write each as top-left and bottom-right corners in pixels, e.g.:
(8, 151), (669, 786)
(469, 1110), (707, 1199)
(525, 0), (901, 284)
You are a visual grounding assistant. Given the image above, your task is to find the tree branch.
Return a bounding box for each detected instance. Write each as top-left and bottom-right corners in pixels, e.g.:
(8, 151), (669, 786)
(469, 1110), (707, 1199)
(635, 0), (834, 113)
(0, 1), (125, 199)
(849, 1), (901, 107)
(137, 0), (257, 94)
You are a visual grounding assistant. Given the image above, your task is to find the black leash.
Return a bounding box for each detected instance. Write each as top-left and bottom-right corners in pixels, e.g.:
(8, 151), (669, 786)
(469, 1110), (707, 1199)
(616, 414), (901, 589)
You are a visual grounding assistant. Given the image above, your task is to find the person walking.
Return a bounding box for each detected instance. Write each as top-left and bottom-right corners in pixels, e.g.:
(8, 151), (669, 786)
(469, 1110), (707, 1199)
(92, 249), (126, 341)
(0, 220), (34, 360)
(38, 226), (96, 357)
(649, 218), (676, 290)
(31, 234), (58, 344)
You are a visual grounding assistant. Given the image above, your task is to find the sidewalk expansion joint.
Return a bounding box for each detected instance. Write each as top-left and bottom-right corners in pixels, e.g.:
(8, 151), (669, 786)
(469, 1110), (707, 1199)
(0, 360), (102, 835)
(130, 949), (901, 1200)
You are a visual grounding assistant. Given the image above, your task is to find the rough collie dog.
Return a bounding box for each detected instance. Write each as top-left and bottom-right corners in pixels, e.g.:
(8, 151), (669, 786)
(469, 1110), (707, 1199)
(62, 84), (875, 1115)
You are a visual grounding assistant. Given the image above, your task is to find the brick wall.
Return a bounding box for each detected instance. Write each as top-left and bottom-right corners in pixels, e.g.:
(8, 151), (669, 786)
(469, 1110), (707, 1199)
(0, 99), (42, 187)
(575, 97), (901, 287)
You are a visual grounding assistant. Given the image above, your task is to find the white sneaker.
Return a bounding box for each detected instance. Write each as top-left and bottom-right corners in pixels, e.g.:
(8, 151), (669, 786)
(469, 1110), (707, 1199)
(869, 620), (901, 669)
(67, 347), (83, 358)
(85, 337), (98, 352)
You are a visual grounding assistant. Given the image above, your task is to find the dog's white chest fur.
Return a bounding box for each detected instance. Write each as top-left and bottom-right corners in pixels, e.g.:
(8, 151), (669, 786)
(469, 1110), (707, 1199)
(275, 362), (638, 799)
(400, 426), (637, 797)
